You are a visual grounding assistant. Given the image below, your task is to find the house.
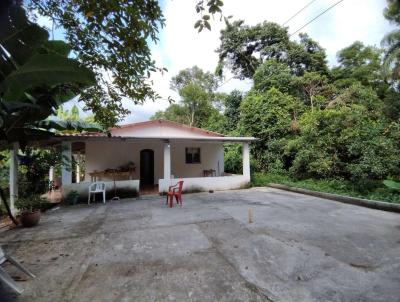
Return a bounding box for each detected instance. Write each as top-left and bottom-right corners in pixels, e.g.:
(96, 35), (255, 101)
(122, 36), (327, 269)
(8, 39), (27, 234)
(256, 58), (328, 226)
(9, 119), (257, 206)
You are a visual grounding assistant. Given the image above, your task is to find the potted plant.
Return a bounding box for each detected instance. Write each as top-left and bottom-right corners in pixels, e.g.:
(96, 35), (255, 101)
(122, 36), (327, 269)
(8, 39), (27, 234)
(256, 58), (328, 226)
(65, 190), (79, 205)
(15, 195), (44, 227)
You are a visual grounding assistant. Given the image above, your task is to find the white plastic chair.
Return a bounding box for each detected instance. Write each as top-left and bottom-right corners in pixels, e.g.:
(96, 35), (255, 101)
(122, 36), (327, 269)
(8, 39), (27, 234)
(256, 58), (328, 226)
(88, 182), (106, 204)
(0, 246), (36, 294)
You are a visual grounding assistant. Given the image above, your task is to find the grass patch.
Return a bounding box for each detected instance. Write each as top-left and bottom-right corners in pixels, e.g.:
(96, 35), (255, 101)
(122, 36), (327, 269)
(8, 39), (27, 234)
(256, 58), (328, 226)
(251, 172), (400, 204)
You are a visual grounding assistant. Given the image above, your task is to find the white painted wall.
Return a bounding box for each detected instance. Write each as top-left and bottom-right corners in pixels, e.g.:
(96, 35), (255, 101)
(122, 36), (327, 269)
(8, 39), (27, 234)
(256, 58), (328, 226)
(85, 140), (164, 184)
(63, 180), (140, 200)
(84, 140), (225, 184)
(170, 141), (224, 178)
(159, 175), (250, 193)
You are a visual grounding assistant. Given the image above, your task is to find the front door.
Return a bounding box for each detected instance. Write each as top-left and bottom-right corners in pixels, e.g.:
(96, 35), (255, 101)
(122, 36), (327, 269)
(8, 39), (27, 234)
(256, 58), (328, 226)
(140, 149), (154, 186)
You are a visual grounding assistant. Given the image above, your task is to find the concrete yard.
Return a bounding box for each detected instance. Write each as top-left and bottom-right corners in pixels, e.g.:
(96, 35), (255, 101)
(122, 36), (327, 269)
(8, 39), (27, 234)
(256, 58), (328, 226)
(1, 187), (399, 302)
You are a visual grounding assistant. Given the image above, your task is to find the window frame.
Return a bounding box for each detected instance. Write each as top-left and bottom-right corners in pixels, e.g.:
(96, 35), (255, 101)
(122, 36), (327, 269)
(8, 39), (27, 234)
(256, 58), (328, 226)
(185, 147), (201, 164)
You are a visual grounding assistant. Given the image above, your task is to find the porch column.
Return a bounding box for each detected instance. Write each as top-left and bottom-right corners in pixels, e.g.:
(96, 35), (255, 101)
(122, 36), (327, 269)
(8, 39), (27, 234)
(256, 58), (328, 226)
(61, 141), (72, 186)
(242, 142), (250, 180)
(163, 141), (171, 180)
(49, 166), (54, 182)
(75, 153), (81, 183)
(9, 142), (19, 213)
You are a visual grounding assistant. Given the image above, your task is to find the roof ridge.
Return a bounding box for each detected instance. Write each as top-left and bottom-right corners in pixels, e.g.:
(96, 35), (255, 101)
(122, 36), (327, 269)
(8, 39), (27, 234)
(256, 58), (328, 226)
(109, 119), (225, 137)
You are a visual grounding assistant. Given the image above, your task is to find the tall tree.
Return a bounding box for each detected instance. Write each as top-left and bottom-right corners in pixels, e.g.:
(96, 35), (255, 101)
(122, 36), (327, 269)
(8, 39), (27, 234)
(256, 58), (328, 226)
(223, 90), (243, 132)
(216, 20), (328, 79)
(154, 66), (222, 128)
(382, 0), (400, 80)
(333, 42), (384, 89)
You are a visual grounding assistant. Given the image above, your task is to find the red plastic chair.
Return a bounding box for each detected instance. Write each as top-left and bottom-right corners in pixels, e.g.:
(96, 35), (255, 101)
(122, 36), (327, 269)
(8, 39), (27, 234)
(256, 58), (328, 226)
(166, 180), (184, 208)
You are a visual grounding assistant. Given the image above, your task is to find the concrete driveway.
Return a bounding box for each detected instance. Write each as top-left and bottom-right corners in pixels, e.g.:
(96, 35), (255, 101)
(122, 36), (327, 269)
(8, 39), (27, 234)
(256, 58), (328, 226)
(1, 188), (399, 302)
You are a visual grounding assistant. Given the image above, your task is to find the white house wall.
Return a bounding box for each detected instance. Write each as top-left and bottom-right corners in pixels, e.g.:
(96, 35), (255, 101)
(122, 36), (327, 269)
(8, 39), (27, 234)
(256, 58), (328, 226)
(170, 141), (224, 178)
(159, 175), (250, 193)
(85, 140), (164, 184)
(84, 140), (225, 184)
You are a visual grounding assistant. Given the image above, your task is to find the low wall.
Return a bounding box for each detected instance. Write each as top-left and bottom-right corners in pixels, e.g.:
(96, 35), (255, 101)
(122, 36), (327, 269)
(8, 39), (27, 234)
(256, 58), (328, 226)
(158, 175), (250, 194)
(62, 180), (140, 202)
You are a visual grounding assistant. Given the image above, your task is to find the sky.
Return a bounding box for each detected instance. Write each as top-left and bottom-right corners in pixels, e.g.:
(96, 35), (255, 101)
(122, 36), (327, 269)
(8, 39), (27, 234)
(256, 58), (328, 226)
(45, 0), (395, 124)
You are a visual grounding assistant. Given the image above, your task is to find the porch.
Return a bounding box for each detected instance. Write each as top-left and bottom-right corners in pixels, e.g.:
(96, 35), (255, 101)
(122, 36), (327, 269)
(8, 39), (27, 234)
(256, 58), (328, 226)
(59, 137), (253, 198)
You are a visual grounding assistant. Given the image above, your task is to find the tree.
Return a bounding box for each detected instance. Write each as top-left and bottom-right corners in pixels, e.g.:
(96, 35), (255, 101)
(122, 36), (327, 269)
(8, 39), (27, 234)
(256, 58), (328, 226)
(26, 0), (165, 127)
(239, 88), (303, 170)
(333, 42), (384, 90)
(253, 60), (296, 94)
(153, 66), (222, 128)
(223, 90), (243, 132)
(170, 65), (219, 93)
(382, 0), (400, 81)
(25, 1), (227, 127)
(297, 72), (331, 111)
(287, 105), (399, 181)
(216, 20), (328, 79)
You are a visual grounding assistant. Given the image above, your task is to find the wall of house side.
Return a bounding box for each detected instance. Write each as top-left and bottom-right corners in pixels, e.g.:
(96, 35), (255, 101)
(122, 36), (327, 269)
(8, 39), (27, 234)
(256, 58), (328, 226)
(159, 175), (250, 194)
(170, 142), (224, 178)
(84, 140), (225, 184)
(85, 140), (164, 184)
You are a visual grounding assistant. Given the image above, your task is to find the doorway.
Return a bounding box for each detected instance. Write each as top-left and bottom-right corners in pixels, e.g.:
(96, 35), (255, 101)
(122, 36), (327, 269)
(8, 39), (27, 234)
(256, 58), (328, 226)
(140, 149), (154, 187)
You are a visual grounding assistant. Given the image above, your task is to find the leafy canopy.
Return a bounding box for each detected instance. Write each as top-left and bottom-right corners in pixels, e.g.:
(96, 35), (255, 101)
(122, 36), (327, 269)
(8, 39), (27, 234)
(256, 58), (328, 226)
(27, 0), (165, 127)
(216, 20), (328, 79)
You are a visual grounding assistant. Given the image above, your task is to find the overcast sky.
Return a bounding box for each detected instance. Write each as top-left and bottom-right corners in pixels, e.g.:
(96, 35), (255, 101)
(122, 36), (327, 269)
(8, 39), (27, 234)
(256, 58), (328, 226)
(54, 0), (394, 124)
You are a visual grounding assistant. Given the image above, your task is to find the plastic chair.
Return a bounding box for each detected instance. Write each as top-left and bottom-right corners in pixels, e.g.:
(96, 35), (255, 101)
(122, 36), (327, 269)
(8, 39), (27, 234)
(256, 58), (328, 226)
(166, 180), (184, 208)
(0, 246), (36, 294)
(88, 182), (106, 204)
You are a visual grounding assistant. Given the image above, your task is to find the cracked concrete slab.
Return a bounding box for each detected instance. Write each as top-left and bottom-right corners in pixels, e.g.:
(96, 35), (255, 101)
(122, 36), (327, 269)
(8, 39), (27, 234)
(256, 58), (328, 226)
(1, 188), (399, 302)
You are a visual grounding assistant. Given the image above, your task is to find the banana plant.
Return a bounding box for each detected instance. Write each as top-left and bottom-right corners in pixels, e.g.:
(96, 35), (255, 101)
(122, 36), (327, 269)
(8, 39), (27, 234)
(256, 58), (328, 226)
(0, 0), (98, 148)
(383, 180), (400, 192)
(0, 1), (100, 224)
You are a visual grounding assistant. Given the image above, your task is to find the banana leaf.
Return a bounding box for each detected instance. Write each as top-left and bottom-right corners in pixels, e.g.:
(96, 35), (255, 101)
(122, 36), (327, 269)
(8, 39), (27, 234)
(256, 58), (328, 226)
(1, 53), (96, 102)
(383, 180), (400, 192)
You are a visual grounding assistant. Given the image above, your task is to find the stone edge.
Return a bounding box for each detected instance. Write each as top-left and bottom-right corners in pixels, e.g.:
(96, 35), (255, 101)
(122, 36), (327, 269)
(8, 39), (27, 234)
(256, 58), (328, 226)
(267, 183), (400, 213)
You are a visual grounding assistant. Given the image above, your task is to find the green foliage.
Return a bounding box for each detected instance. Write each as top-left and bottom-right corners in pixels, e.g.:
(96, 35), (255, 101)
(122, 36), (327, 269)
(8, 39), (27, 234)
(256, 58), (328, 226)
(170, 66), (219, 93)
(194, 0), (224, 32)
(65, 190), (79, 205)
(252, 173), (400, 204)
(152, 66), (224, 129)
(239, 88), (302, 170)
(332, 42), (385, 93)
(224, 143), (242, 174)
(222, 90), (243, 132)
(27, 0), (165, 127)
(287, 104), (399, 180)
(18, 147), (61, 196)
(253, 60), (295, 94)
(216, 21), (328, 79)
(15, 195), (45, 211)
(0, 1), (96, 147)
(383, 179), (400, 192)
(382, 1), (400, 81)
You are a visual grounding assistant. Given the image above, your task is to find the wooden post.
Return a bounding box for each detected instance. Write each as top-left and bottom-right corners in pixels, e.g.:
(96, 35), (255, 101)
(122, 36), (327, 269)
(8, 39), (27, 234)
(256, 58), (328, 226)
(248, 208), (253, 223)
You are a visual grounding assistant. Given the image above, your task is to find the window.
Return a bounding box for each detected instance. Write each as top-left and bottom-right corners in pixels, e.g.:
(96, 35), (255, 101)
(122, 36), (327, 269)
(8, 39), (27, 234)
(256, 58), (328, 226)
(185, 147), (201, 164)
